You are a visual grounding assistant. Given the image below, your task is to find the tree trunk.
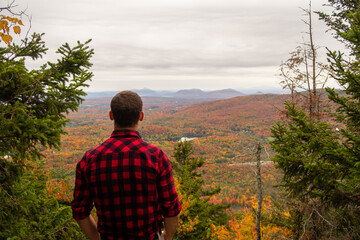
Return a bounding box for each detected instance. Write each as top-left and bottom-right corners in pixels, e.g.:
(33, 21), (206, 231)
(255, 142), (262, 240)
(308, 1), (318, 119)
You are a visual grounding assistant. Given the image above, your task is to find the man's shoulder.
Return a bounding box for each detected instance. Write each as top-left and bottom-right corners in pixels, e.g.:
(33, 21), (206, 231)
(81, 137), (113, 160)
(82, 137), (165, 156)
(137, 139), (165, 155)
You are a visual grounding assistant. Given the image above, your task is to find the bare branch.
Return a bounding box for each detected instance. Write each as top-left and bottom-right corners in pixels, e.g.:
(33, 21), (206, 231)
(310, 200), (335, 228)
(278, 1), (329, 121)
(263, 145), (271, 161)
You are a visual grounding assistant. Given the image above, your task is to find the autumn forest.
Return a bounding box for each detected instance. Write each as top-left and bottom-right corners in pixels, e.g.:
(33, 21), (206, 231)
(2, 0), (360, 239)
(43, 93), (291, 238)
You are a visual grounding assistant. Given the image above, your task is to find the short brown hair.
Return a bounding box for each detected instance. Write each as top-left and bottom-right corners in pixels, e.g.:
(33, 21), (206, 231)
(110, 91), (143, 128)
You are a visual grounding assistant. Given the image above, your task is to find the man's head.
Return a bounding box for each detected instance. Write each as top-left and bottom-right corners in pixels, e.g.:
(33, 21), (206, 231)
(110, 91), (143, 129)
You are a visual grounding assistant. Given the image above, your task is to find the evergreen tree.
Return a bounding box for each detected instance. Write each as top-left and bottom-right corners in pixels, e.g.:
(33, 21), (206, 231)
(271, 1), (360, 238)
(0, 24), (94, 239)
(171, 141), (230, 240)
(270, 103), (359, 238)
(0, 161), (85, 239)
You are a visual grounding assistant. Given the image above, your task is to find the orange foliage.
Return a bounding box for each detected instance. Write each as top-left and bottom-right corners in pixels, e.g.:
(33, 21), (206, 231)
(228, 196), (292, 240)
(210, 224), (232, 240)
(0, 15), (23, 44)
(47, 179), (72, 202)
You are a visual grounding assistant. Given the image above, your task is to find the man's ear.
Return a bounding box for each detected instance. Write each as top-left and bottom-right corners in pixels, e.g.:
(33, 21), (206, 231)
(109, 110), (114, 120)
(139, 111), (144, 122)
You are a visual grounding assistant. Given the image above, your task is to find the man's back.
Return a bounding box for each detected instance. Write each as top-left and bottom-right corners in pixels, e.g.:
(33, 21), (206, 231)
(72, 91), (180, 240)
(72, 129), (181, 240)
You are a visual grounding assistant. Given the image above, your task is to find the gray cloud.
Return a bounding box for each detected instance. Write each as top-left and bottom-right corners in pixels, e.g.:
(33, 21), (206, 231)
(16, 0), (339, 91)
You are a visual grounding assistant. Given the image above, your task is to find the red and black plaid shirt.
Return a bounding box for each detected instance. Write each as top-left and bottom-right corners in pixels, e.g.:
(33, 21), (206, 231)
(71, 130), (181, 240)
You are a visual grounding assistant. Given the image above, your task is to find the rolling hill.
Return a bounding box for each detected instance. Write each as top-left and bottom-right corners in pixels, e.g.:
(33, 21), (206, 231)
(85, 88), (245, 100)
(44, 93), (289, 208)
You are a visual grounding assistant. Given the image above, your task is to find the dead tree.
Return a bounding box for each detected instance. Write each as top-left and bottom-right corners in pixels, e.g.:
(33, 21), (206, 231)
(229, 142), (265, 240)
(279, 1), (330, 121)
(255, 142), (263, 240)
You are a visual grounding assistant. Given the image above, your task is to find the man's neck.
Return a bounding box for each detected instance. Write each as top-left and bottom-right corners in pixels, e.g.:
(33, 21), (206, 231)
(114, 125), (138, 131)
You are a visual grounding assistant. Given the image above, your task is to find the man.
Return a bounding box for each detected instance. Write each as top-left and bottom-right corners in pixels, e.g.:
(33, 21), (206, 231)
(71, 91), (181, 240)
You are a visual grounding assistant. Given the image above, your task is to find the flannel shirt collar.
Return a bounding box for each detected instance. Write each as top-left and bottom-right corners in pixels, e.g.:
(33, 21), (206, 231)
(111, 129), (141, 139)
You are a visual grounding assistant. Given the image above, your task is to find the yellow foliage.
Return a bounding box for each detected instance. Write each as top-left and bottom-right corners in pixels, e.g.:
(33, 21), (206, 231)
(1, 33), (12, 44)
(229, 214), (256, 240)
(210, 224), (232, 240)
(0, 20), (8, 30)
(177, 215), (199, 234)
(174, 178), (200, 234)
(13, 25), (21, 34)
(249, 195), (273, 214)
(283, 211), (290, 218)
(228, 196), (293, 240)
(0, 14), (22, 45)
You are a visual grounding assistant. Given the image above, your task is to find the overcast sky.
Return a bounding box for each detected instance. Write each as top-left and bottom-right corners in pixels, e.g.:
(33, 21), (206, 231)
(12, 0), (341, 92)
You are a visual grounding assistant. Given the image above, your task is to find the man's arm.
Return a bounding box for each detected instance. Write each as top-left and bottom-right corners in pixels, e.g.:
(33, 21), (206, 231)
(162, 214), (180, 240)
(76, 215), (100, 240)
(157, 151), (182, 240)
(72, 157), (98, 239)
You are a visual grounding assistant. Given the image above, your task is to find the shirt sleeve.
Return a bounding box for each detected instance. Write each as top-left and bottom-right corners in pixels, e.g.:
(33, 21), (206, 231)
(71, 155), (94, 220)
(157, 150), (181, 217)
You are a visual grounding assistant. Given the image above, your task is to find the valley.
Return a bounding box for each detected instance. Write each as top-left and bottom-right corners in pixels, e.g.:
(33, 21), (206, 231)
(44, 93), (288, 210)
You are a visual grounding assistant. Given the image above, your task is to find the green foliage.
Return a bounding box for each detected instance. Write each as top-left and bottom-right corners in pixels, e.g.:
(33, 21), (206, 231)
(271, 103), (352, 204)
(0, 33), (94, 162)
(0, 161), (85, 239)
(318, 1), (360, 131)
(0, 30), (93, 238)
(171, 141), (230, 240)
(271, 1), (360, 238)
(271, 103), (360, 238)
(172, 141), (205, 196)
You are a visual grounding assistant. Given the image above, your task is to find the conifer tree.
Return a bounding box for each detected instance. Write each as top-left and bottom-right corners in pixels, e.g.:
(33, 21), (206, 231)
(171, 141), (230, 240)
(271, 1), (360, 239)
(0, 5), (94, 237)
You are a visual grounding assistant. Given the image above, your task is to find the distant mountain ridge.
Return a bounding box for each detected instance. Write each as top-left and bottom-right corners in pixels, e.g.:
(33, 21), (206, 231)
(85, 88), (245, 100)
